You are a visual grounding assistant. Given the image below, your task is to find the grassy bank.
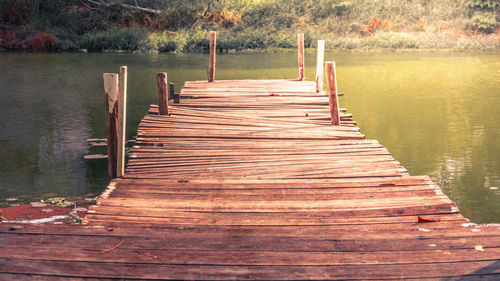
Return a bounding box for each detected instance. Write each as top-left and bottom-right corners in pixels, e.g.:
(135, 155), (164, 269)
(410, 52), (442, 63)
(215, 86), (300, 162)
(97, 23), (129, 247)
(1, 0), (499, 52)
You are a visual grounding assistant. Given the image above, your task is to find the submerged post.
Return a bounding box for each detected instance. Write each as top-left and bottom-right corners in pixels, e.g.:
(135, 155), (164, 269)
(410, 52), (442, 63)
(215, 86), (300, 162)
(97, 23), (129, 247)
(103, 73), (119, 180)
(325, 62), (340, 125)
(117, 66), (127, 177)
(297, 33), (305, 81)
(315, 40), (325, 92)
(208, 31), (216, 82)
(157, 72), (168, 115)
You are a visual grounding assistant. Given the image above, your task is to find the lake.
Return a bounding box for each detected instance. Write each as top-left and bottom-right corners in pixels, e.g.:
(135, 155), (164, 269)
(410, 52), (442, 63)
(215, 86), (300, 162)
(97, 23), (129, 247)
(0, 51), (499, 223)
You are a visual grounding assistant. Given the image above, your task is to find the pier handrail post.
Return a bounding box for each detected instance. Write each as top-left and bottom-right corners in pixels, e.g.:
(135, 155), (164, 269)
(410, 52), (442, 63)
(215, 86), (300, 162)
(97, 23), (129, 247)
(117, 66), (127, 178)
(325, 61), (340, 125)
(297, 33), (305, 81)
(157, 72), (169, 115)
(315, 40), (325, 92)
(103, 73), (120, 180)
(208, 31), (216, 82)
(170, 82), (180, 103)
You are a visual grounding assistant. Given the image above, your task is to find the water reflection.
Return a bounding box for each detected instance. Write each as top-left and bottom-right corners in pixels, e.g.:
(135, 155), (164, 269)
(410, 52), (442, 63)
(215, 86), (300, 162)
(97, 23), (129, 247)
(340, 52), (500, 223)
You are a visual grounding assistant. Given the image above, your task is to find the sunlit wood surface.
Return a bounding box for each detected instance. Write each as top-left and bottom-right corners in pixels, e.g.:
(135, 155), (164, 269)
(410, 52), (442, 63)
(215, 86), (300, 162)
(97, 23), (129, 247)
(1, 79), (500, 280)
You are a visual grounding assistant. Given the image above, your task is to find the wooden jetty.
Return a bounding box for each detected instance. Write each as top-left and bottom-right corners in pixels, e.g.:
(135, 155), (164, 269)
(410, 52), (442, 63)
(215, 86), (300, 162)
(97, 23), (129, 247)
(1, 35), (500, 280)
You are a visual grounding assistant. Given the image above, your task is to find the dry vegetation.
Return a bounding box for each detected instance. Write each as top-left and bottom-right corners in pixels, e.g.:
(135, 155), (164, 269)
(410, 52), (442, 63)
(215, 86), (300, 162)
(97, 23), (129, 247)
(0, 0), (499, 52)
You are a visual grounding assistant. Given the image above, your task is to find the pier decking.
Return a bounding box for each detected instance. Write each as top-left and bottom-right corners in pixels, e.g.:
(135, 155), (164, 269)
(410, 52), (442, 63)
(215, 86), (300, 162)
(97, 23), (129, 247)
(1, 79), (500, 280)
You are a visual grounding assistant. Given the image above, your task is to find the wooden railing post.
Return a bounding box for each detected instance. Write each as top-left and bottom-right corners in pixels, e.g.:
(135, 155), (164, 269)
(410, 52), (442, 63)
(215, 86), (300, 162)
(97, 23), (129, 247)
(170, 82), (180, 103)
(208, 31), (216, 82)
(117, 66), (127, 177)
(297, 33), (305, 81)
(157, 72), (168, 115)
(315, 40), (325, 92)
(103, 73), (119, 180)
(325, 62), (340, 125)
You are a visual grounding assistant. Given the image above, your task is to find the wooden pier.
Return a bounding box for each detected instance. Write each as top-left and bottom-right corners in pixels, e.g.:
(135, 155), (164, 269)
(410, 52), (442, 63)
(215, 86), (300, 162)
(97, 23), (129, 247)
(1, 33), (500, 279)
(1, 77), (500, 280)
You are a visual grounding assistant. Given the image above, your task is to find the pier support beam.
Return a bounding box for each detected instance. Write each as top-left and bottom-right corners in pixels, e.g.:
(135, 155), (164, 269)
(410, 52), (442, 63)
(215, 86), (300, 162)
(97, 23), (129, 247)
(103, 73), (120, 180)
(157, 72), (169, 115)
(208, 31), (216, 82)
(297, 33), (305, 81)
(315, 40), (325, 92)
(326, 61), (340, 125)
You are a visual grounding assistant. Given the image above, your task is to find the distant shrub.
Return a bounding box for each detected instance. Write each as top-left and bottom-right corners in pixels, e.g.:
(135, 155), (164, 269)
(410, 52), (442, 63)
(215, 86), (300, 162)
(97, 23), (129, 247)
(139, 31), (189, 53)
(272, 34), (295, 48)
(348, 22), (363, 33)
(203, 9), (242, 28)
(0, 30), (19, 49)
(79, 29), (146, 51)
(184, 29), (210, 52)
(241, 1), (297, 29)
(0, 1), (28, 25)
(463, 0), (499, 11)
(55, 38), (78, 51)
(467, 13), (497, 33)
(332, 1), (352, 16)
(32, 32), (57, 52)
(328, 36), (363, 49)
(370, 31), (420, 48)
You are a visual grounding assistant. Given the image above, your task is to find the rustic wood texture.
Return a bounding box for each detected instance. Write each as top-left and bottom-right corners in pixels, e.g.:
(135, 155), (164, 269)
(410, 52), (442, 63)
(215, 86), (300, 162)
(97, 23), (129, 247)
(103, 73), (119, 179)
(208, 31), (216, 82)
(297, 33), (305, 81)
(1, 79), (500, 280)
(156, 72), (168, 115)
(326, 62), (340, 125)
(117, 66), (127, 177)
(315, 40), (325, 92)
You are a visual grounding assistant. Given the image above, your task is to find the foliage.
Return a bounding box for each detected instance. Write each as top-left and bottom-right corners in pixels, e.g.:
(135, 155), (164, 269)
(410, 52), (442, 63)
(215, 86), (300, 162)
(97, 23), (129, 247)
(467, 13), (498, 33)
(463, 0), (499, 11)
(31, 32), (57, 52)
(139, 31), (188, 52)
(78, 28), (146, 51)
(0, 0), (499, 52)
(369, 32), (420, 49)
(331, 1), (352, 16)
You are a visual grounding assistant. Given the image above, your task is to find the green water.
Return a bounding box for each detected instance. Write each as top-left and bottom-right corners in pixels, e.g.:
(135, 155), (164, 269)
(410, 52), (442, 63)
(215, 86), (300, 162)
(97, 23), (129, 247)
(0, 51), (499, 223)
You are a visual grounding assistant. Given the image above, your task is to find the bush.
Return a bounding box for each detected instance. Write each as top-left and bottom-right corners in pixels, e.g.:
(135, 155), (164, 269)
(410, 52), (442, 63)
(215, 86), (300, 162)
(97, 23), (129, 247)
(31, 32), (57, 52)
(332, 1), (352, 16)
(467, 13), (497, 33)
(139, 31), (188, 53)
(184, 29), (210, 52)
(370, 32), (420, 48)
(55, 38), (78, 51)
(464, 0), (499, 11)
(272, 34), (295, 48)
(79, 28), (146, 52)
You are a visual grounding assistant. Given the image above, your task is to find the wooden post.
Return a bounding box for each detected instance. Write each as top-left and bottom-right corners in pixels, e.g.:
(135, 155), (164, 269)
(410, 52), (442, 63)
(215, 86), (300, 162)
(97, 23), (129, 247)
(169, 82), (175, 101)
(157, 73), (168, 115)
(117, 66), (127, 178)
(315, 40), (325, 92)
(103, 73), (119, 180)
(297, 33), (305, 81)
(171, 82), (180, 103)
(325, 62), (340, 126)
(208, 31), (216, 82)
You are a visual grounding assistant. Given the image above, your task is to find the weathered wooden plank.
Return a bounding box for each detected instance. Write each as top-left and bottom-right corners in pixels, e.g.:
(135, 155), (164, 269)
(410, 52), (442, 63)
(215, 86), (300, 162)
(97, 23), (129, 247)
(4, 230), (500, 252)
(1, 258), (500, 280)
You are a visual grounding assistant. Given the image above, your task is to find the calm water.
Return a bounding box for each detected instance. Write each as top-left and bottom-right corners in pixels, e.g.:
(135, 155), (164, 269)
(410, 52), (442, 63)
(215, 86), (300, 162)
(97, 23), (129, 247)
(0, 51), (499, 223)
